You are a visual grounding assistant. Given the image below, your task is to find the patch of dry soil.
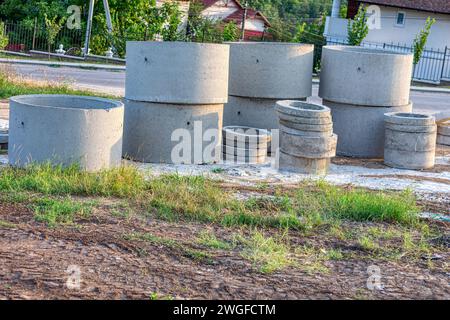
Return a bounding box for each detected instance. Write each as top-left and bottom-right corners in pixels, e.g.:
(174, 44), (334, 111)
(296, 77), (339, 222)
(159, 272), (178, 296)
(0, 201), (448, 300)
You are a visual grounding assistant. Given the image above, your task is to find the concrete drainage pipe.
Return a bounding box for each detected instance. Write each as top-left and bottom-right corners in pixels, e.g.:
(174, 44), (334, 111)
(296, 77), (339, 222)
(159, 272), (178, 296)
(276, 101), (337, 174)
(222, 126), (271, 164)
(384, 112), (437, 170)
(8, 94), (124, 171)
(224, 42), (314, 130)
(437, 119), (450, 146)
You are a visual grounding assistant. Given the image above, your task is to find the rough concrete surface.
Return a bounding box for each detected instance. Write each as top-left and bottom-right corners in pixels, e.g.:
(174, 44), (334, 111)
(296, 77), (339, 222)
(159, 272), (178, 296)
(228, 42), (314, 99)
(437, 120), (450, 146)
(125, 42), (229, 104)
(224, 96), (281, 130)
(384, 113), (437, 170)
(279, 150), (331, 175)
(323, 100), (413, 158)
(123, 100), (223, 164)
(222, 126), (270, 164)
(276, 101), (337, 174)
(319, 46), (413, 107)
(8, 95), (124, 171)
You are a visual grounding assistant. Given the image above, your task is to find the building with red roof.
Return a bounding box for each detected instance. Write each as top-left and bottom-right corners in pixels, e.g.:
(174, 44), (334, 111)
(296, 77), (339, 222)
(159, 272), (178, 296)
(201, 0), (271, 40)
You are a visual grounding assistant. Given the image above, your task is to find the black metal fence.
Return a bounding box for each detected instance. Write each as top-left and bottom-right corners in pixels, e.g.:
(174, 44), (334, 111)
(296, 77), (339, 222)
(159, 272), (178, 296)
(2, 20), (83, 54)
(326, 36), (449, 84)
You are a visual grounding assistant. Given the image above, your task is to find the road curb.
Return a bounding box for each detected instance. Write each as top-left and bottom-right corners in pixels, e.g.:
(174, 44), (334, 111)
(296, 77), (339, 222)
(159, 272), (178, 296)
(0, 58), (125, 71)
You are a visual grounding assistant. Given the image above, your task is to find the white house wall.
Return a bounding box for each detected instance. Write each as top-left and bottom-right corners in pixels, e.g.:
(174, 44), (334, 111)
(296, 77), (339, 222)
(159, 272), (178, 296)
(365, 6), (450, 49)
(325, 5), (450, 50)
(202, 0), (239, 21)
(245, 19), (265, 32)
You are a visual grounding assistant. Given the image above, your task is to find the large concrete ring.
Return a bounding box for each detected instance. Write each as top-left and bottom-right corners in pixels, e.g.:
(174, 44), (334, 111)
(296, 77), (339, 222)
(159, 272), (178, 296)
(224, 97), (279, 130)
(122, 100), (224, 164)
(126, 41), (230, 104)
(323, 100), (413, 158)
(8, 95), (124, 171)
(319, 46), (413, 107)
(276, 101), (333, 136)
(384, 112), (436, 170)
(224, 96), (307, 130)
(227, 42), (314, 99)
(437, 121), (450, 146)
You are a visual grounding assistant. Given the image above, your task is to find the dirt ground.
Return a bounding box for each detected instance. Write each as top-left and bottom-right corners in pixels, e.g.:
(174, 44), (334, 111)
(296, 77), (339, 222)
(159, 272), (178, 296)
(0, 197), (448, 300)
(0, 101), (449, 300)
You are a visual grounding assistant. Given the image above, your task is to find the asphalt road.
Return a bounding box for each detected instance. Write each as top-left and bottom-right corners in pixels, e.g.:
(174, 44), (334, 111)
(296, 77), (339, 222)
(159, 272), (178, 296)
(4, 63), (450, 116)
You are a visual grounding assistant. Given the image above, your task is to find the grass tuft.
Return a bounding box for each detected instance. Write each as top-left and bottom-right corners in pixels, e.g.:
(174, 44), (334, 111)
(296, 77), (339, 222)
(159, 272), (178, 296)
(0, 219), (16, 228)
(0, 163), (146, 198)
(197, 230), (234, 250)
(237, 231), (295, 274)
(33, 197), (94, 227)
(296, 182), (419, 225)
(147, 174), (306, 230)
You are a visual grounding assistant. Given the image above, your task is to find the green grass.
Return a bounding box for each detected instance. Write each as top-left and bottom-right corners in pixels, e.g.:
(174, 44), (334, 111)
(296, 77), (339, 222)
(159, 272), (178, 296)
(0, 68), (118, 99)
(110, 202), (133, 219)
(211, 168), (225, 174)
(147, 176), (419, 229)
(0, 163), (146, 198)
(237, 231), (295, 274)
(294, 245), (331, 274)
(147, 174), (306, 230)
(197, 230), (234, 250)
(0, 192), (29, 204)
(33, 197), (94, 227)
(326, 248), (344, 260)
(149, 292), (174, 300)
(0, 219), (16, 228)
(358, 235), (381, 252)
(0, 164), (421, 230)
(296, 181), (419, 225)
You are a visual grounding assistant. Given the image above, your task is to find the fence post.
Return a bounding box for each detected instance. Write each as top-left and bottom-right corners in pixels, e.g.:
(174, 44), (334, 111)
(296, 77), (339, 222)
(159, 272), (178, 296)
(440, 46), (448, 81)
(32, 18), (37, 51)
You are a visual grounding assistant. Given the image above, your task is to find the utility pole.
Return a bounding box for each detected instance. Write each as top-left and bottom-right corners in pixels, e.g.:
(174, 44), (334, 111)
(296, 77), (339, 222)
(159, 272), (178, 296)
(331, 0), (342, 18)
(240, 2), (248, 41)
(83, 0), (95, 56)
(83, 0), (114, 56)
(103, 0), (113, 34)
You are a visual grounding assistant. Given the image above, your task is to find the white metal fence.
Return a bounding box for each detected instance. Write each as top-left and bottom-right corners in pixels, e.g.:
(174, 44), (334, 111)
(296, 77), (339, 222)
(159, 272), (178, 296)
(326, 36), (450, 84)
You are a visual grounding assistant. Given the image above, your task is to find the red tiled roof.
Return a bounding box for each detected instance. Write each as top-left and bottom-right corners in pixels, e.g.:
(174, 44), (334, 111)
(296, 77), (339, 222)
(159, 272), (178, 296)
(360, 0), (450, 14)
(202, 0), (218, 8)
(201, 0), (271, 26)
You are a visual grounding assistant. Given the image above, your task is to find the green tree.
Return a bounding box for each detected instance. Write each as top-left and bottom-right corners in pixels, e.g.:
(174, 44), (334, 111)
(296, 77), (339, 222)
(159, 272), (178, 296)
(0, 0), (74, 24)
(185, 0), (205, 41)
(347, 5), (369, 46)
(185, 0), (223, 43)
(413, 17), (436, 65)
(160, 1), (182, 41)
(222, 21), (239, 42)
(44, 13), (66, 53)
(293, 16), (326, 72)
(0, 21), (8, 50)
(98, 0), (182, 57)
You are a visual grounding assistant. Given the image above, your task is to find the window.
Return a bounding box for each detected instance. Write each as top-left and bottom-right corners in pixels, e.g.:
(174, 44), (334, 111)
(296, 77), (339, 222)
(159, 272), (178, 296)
(395, 11), (406, 27)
